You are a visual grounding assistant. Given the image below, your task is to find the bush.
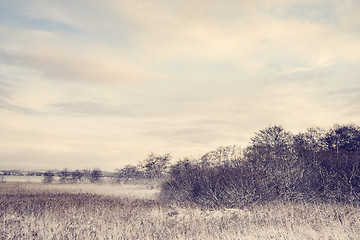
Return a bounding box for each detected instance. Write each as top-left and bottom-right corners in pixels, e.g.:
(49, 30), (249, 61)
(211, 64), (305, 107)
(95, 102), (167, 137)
(162, 163), (274, 207)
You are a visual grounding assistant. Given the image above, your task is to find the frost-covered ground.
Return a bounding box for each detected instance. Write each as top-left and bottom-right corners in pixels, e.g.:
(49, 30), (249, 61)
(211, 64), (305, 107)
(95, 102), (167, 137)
(1, 182), (360, 239)
(1, 181), (159, 199)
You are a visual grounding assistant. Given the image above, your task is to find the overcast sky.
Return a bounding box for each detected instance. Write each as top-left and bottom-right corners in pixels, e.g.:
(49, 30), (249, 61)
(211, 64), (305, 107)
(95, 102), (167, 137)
(1, 0), (360, 170)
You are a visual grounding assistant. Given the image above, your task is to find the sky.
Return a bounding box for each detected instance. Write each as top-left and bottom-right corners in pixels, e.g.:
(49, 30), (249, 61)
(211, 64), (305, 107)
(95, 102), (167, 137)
(1, 0), (360, 171)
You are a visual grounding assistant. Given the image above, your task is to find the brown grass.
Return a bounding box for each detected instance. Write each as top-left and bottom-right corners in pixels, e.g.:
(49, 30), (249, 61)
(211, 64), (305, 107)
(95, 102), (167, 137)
(1, 182), (360, 239)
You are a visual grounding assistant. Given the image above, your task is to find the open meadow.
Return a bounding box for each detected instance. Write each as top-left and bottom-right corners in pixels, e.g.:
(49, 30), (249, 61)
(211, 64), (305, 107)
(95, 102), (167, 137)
(1, 182), (360, 240)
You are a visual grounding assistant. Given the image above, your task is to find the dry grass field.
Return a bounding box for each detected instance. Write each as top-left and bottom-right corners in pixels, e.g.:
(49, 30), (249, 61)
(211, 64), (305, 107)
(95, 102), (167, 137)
(1, 182), (360, 240)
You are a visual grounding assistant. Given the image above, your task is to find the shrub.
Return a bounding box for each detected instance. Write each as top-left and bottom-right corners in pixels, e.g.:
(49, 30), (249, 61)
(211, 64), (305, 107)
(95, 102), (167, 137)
(161, 160), (269, 207)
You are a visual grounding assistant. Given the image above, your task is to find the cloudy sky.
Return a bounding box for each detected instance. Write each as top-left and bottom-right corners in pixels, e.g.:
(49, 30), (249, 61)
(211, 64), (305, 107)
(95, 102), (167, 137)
(1, 0), (360, 170)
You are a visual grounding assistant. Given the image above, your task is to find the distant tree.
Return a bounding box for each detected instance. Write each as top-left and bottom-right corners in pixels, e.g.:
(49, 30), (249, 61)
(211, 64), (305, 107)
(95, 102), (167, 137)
(90, 168), (102, 183)
(140, 153), (171, 179)
(42, 171), (55, 184)
(82, 169), (92, 183)
(71, 170), (84, 183)
(115, 165), (140, 183)
(59, 168), (71, 184)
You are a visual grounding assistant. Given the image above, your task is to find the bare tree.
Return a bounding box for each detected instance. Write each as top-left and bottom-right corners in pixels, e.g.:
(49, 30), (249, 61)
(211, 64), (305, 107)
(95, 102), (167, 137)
(59, 168), (71, 184)
(71, 170), (84, 183)
(42, 171), (55, 184)
(82, 169), (92, 183)
(140, 153), (171, 180)
(90, 168), (102, 183)
(115, 165), (140, 183)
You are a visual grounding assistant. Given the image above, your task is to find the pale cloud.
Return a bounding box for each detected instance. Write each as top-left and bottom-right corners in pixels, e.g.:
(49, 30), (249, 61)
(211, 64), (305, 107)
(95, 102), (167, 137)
(15, 0), (101, 32)
(334, 0), (360, 31)
(5, 50), (165, 82)
(89, 0), (360, 76)
(0, 24), (167, 83)
(0, 98), (42, 115)
(2, 0), (359, 77)
(50, 101), (138, 117)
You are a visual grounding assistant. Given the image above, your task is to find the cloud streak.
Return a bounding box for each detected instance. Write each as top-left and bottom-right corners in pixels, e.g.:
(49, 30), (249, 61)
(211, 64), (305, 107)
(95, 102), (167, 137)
(3, 50), (165, 83)
(0, 98), (42, 115)
(50, 101), (139, 117)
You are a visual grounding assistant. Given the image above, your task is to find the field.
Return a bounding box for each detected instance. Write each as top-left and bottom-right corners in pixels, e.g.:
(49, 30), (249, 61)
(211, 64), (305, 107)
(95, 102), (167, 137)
(1, 182), (360, 239)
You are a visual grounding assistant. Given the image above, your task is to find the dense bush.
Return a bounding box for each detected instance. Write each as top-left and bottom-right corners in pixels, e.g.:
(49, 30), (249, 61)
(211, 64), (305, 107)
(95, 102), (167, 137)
(161, 163), (269, 207)
(161, 124), (360, 206)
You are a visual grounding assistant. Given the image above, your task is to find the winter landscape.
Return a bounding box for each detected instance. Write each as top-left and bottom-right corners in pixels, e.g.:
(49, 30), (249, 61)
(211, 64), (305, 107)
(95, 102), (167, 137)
(1, 0), (360, 239)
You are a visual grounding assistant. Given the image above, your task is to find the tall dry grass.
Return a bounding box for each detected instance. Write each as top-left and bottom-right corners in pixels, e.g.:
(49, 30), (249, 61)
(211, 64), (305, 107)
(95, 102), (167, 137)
(1, 182), (360, 239)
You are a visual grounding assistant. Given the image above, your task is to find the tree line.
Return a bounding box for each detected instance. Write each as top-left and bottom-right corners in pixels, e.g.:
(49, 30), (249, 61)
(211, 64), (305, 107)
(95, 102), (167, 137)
(41, 123), (360, 206)
(42, 168), (103, 184)
(41, 153), (172, 184)
(161, 124), (360, 206)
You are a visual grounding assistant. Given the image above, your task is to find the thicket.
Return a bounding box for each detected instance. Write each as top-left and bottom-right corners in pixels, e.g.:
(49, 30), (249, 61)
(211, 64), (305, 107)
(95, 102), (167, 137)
(160, 124), (360, 207)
